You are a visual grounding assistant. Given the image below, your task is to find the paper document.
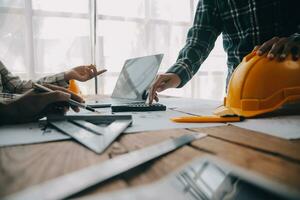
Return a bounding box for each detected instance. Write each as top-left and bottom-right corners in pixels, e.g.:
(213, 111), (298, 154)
(230, 103), (300, 140)
(161, 98), (300, 140)
(231, 115), (300, 140)
(124, 109), (223, 133)
(160, 97), (222, 116)
(71, 98), (225, 133)
(0, 123), (70, 147)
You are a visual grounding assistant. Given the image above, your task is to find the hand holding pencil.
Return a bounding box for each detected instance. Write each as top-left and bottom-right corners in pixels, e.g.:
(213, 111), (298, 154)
(1, 84), (85, 124)
(33, 83), (98, 113)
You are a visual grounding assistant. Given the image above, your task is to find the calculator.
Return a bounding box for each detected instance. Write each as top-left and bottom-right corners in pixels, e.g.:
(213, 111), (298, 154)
(111, 103), (167, 112)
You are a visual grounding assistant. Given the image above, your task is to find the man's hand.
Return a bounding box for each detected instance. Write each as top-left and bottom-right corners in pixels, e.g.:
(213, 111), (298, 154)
(257, 35), (300, 60)
(43, 84), (84, 112)
(64, 65), (107, 82)
(148, 73), (181, 104)
(1, 84), (84, 124)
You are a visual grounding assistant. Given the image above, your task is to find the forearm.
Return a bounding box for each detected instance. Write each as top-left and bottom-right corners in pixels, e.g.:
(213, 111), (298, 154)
(166, 0), (221, 88)
(36, 72), (69, 88)
(0, 61), (34, 93)
(167, 34), (218, 87)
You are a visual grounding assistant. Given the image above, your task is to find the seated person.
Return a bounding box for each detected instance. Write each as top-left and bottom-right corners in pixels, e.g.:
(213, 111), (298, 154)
(0, 61), (106, 124)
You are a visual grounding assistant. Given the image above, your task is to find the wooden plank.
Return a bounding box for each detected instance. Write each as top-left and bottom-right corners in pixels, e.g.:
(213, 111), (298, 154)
(190, 137), (300, 190)
(72, 176), (127, 199)
(0, 140), (127, 198)
(86, 128), (300, 195)
(103, 129), (206, 187)
(0, 128), (199, 198)
(2, 126), (300, 199)
(190, 125), (300, 162)
(74, 129), (205, 198)
(119, 129), (192, 150)
(75, 128), (300, 195)
(120, 146), (205, 187)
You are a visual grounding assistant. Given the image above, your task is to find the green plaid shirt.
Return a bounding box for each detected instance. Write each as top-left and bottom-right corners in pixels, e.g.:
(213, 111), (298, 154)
(167, 0), (300, 87)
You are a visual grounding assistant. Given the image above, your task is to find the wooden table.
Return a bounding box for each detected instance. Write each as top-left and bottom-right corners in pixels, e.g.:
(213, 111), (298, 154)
(1, 101), (300, 198)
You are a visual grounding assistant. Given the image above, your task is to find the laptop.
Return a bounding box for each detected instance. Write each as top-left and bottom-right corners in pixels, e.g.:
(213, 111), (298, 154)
(88, 54), (164, 107)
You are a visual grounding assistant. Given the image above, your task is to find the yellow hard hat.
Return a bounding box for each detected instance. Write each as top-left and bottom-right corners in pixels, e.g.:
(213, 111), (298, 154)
(214, 52), (300, 117)
(68, 79), (81, 95)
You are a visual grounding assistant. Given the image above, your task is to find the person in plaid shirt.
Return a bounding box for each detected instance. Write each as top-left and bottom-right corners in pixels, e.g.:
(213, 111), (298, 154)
(149, 0), (300, 104)
(0, 61), (106, 124)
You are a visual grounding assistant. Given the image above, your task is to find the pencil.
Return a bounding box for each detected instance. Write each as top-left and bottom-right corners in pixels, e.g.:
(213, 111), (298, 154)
(33, 83), (97, 113)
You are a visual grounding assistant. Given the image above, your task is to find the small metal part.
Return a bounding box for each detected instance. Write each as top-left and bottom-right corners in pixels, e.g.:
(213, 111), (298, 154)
(43, 114), (132, 124)
(72, 119), (132, 147)
(50, 120), (105, 154)
(49, 119), (132, 154)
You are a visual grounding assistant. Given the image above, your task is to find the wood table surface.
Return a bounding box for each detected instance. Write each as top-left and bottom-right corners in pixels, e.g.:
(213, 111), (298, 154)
(1, 125), (300, 198)
(1, 100), (300, 198)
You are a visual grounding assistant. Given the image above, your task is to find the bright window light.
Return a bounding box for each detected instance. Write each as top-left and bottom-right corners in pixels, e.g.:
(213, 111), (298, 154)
(0, 0), (227, 100)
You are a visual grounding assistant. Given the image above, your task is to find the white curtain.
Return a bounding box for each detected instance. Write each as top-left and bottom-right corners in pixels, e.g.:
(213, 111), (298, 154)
(0, 0), (227, 100)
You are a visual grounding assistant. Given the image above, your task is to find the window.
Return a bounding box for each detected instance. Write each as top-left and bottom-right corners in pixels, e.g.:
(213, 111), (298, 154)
(0, 0), (227, 100)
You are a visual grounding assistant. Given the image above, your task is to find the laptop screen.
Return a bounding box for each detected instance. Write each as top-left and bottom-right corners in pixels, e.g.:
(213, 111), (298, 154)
(112, 54), (164, 101)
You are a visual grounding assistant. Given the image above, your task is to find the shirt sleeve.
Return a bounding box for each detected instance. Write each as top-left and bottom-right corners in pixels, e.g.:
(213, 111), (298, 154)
(0, 60), (34, 93)
(0, 61), (68, 94)
(166, 0), (222, 88)
(36, 72), (69, 88)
